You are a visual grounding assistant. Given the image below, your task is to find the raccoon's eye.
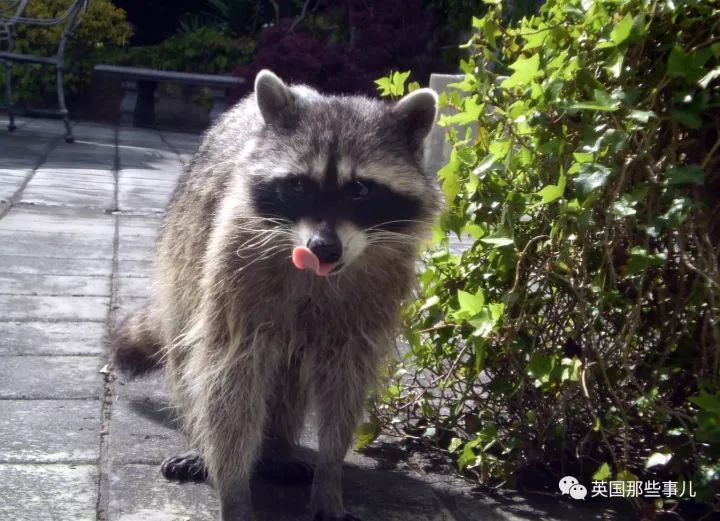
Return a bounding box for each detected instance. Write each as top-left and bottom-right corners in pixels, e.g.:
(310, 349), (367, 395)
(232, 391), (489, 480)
(287, 176), (307, 194)
(350, 180), (370, 199)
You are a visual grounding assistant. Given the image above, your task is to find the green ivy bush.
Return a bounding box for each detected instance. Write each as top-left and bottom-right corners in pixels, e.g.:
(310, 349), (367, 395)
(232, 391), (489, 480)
(117, 27), (255, 75)
(0, 0), (131, 107)
(372, 0), (719, 517)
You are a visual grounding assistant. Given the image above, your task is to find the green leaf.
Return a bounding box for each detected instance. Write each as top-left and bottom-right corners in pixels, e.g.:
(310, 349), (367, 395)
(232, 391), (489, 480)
(610, 13), (633, 45)
(569, 102), (620, 112)
(523, 29), (548, 50)
(689, 391), (720, 415)
(419, 295), (440, 312)
(465, 223), (486, 239)
(457, 289), (485, 316)
(535, 172), (567, 205)
(528, 353), (554, 384)
(457, 443), (477, 470)
(611, 196), (637, 216)
(667, 45), (687, 78)
(501, 54), (542, 88)
(374, 76), (393, 97)
(593, 462), (612, 481)
(488, 303), (505, 321)
(667, 46), (712, 82)
(626, 247), (666, 275)
(672, 107), (702, 129)
(488, 140), (511, 159)
(438, 150), (461, 200)
(628, 110), (656, 123)
(480, 235), (515, 247)
(448, 437), (463, 453)
(574, 163), (613, 196)
(391, 71), (411, 95)
(666, 164), (704, 186)
(698, 66), (720, 89)
(354, 417), (382, 449)
(468, 308), (495, 337)
(573, 152), (594, 163)
(448, 75), (476, 93)
(646, 452), (672, 469)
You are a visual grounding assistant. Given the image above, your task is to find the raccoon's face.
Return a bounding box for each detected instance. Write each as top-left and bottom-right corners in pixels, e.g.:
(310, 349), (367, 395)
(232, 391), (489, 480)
(246, 70), (440, 277)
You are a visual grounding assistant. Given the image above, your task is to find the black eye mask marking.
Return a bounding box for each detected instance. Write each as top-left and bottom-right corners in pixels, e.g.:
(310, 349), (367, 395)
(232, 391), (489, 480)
(251, 175), (422, 230)
(251, 174), (318, 221)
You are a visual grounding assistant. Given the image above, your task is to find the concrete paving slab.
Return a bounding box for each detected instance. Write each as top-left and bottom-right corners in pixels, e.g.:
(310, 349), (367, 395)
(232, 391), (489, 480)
(119, 128), (173, 146)
(0, 169), (29, 202)
(0, 206), (114, 236)
(21, 183), (115, 209)
(0, 136), (56, 170)
(0, 321), (106, 356)
(109, 464), (218, 521)
(110, 376), (186, 465)
(0, 255), (112, 276)
(32, 168), (114, 180)
(118, 175), (176, 212)
(108, 463), (458, 521)
(117, 260), (154, 278)
(32, 167), (115, 186)
(119, 169), (179, 183)
(161, 131), (202, 152)
(0, 356), (102, 399)
(42, 142), (115, 171)
(433, 485), (631, 521)
(0, 273), (110, 296)
(0, 230), (114, 259)
(0, 400), (100, 462)
(116, 296), (148, 317)
(119, 215), (162, 239)
(110, 376), (454, 521)
(0, 463), (98, 521)
(0, 295), (109, 321)
(117, 146), (178, 172)
(20, 117), (69, 134)
(339, 466), (457, 521)
(117, 277), (152, 298)
(118, 243), (156, 262)
(71, 124), (117, 144)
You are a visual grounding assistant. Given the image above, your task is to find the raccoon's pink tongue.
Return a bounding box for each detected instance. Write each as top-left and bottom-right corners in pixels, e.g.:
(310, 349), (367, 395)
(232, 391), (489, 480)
(292, 246), (337, 277)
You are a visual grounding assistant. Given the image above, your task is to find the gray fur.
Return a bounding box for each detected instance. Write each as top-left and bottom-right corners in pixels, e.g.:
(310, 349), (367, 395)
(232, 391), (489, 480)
(111, 70), (440, 521)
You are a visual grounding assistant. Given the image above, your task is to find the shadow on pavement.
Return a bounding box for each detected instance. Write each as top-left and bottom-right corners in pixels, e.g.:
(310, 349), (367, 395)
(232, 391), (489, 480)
(126, 389), (633, 521)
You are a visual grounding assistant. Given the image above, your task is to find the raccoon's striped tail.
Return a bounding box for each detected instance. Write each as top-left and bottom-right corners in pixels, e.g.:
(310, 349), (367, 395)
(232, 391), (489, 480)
(110, 304), (163, 378)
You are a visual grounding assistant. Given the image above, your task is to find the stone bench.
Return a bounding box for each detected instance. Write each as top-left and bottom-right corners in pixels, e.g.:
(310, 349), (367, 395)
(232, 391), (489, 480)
(93, 64), (245, 127)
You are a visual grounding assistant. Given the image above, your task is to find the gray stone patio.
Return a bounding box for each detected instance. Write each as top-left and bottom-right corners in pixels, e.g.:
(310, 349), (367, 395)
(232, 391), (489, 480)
(0, 116), (631, 521)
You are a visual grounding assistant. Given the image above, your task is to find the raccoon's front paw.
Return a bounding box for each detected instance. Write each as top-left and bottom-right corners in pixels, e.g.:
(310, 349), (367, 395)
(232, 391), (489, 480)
(312, 513), (362, 521)
(161, 451), (208, 482)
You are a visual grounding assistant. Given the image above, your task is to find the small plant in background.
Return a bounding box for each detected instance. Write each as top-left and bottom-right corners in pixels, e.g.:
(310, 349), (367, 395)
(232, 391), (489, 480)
(371, 0), (719, 518)
(0, 0), (132, 107)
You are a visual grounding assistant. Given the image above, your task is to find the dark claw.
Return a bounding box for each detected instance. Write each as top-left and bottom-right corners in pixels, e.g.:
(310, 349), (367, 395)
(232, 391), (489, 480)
(160, 451), (208, 482)
(255, 458), (314, 485)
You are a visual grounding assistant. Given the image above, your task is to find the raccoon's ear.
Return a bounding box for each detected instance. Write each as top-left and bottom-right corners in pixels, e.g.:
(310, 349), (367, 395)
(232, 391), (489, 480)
(255, 70), (296, 127)
(392, 88), (438, 150)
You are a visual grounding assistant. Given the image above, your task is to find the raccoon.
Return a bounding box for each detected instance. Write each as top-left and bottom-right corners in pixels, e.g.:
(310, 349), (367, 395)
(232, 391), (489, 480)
(111, 70), (440, 521)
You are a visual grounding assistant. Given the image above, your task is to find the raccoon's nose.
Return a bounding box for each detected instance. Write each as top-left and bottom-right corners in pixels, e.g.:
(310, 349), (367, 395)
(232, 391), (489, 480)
(307, 231), (342, 264)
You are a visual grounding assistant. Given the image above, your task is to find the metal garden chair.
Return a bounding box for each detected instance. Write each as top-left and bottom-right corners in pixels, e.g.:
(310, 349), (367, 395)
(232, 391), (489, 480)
(0, 0), (89, 143)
